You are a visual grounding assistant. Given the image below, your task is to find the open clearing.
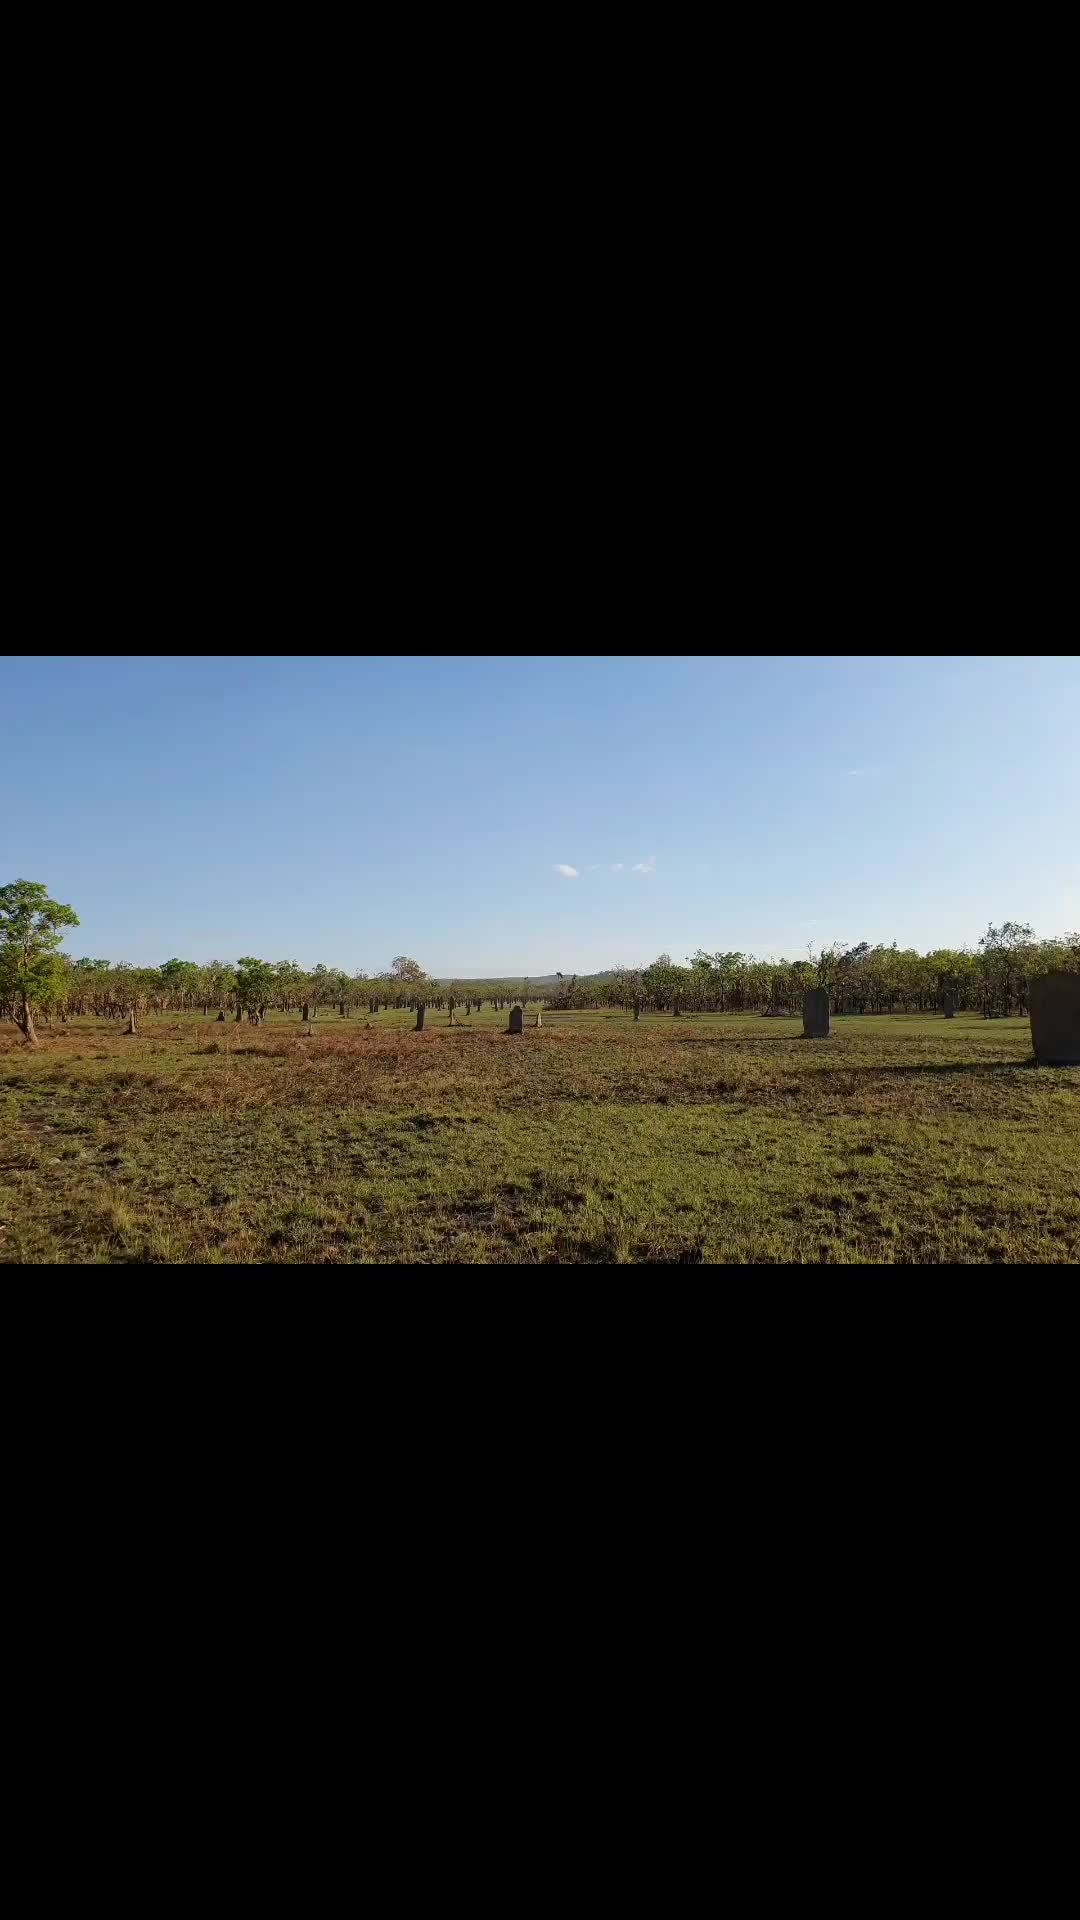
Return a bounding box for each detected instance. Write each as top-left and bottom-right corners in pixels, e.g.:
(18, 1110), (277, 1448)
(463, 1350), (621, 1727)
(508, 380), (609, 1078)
(1, 1008), (1077, 1263)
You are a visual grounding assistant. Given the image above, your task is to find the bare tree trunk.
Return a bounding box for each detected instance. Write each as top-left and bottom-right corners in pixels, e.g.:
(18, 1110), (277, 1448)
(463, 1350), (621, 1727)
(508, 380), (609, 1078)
(235, 1005), (243, 1023)
(127, 1008), (137, 1034)
(16, 995), (39, 1047)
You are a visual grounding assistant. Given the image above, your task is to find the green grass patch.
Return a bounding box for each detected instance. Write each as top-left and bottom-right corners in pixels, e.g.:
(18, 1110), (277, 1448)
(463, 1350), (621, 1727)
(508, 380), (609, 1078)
(1, 1009), (1076, 1263)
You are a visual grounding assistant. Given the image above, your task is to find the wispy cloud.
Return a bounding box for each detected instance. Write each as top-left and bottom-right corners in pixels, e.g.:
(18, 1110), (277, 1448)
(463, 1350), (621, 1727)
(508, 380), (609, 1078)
(558, 856), (656, 876)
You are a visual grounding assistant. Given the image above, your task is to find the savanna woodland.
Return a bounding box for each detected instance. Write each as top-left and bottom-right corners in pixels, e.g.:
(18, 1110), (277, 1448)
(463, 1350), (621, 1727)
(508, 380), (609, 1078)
(2, 880), (1078, 1265)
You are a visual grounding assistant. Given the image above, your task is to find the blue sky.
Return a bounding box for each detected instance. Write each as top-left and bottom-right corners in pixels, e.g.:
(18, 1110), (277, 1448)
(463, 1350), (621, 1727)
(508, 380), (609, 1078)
(6, 655), (1078, 975)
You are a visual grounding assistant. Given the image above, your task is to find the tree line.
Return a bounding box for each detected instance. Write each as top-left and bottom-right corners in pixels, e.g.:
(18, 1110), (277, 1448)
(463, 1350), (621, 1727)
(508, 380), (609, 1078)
(547, 923), (1080, 1018)
(2, 879), (1077, 1046)
(0, 885), (538, 1044)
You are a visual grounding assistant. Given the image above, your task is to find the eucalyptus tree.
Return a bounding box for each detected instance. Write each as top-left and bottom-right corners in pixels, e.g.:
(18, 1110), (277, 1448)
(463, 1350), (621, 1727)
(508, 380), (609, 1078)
(32, 953), (71, 1029)
(200, 961), (233, 1017)
(307, 963), (332, 1017)
(160, 959), (199, 1011)
(330, 969), (353, 1016)
(0, 880), (80, 1046)
(64, 957), (108, 1016)
(977, 922), (1034, 1017)
(114, 965), (161, 1034)
(685, 950), (747, 1012)
(669, 964), (692, 1015)
(689, 950), (746, 1012)
(611, 965), (644, 1013)
(641, 957), (672, 1012)
(386, 957), (430, 1011)
(234, 957), (276, 1023)
(273, 960), (304, 1013)
(925, 949), (976, 1013)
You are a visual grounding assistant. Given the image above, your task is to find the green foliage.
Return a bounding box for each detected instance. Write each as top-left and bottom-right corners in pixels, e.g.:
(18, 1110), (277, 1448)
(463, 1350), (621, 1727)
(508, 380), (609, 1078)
(273, 962), (304, 1006)
(160, 959), (199, 1009)
(7, 887), (1077, 1030)
(550, 930), (1079, 1017)
(233, 957), (276, 1013)
(0, 880), (80, 1026)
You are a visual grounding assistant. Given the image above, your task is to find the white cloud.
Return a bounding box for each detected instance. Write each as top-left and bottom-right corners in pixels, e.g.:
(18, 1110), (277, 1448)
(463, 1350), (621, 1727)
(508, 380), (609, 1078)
(586, 863), (601, 871)
(553, 864), (580, 879)
(610, 862), (624, 872)
(632, 855), (657, 874)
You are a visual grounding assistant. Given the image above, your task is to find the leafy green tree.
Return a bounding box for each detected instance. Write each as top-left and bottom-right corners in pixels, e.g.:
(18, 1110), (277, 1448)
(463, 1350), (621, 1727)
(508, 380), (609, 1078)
(189, 961), (233, 1017)
(978, 922), (1034, 1017)
(308, 963), (332, 1015)
(611, 964), (644, 1013)
(64, 956), (110, 1015)
(0, 880), (80, 1046)
(1029, 933), (1080, 978)
(642, 956), (675, 1012)
(234, 957), (276, 1023)
(386, 956), (429, 1010)
(121, 967), (163, 1034)
(273, 961), (304, 1012)
(160, 959), (199, 1010)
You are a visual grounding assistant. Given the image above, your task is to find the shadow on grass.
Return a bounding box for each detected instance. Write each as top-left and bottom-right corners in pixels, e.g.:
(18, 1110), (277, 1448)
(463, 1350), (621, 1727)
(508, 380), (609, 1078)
(815, 1059), (1045, 1077)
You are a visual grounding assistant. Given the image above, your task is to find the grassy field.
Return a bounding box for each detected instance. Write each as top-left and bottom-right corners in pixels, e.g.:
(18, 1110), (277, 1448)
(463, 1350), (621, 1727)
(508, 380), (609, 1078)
(1, 1007), (1077, 1263)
